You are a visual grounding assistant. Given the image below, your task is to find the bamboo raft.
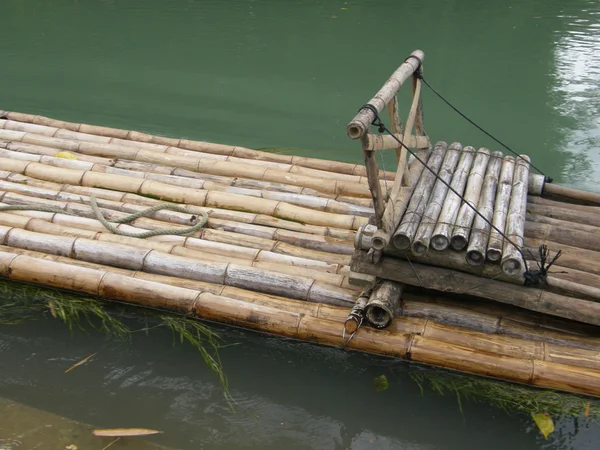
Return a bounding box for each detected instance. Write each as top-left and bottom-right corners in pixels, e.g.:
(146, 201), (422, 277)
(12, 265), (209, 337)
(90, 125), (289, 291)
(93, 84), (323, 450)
(2, 50), (600, 399)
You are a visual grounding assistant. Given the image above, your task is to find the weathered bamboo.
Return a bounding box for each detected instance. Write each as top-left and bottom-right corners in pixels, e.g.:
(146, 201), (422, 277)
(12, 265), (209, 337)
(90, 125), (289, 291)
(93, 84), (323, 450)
(450, 148), (491, 250)
(526, 202), (600, 227)
(528, 173), (545, 196)
(392, 142), (447, 249)
(0, 226), (356, 306)
(526, 213), (600, 236)
(351, 250), (600, 326)
(525, 221), (600, 251)
(543, 182), (600, 206)
(0, 116), (389, 179)
(411, 143), (462, 255)
(370, 149), (430, 250)
(0, 174), (357, 241)
(3, 250), (600, 397)
(500, 155), (530, 276)
(364, 281), (403, 329)
(546, 277), (600, 302)
(485, 156), (516, 261)
(430, 146), (475, 251)
(0, 158), (368, 230)
(362, 145), (385, 226)
(346, 50), (424, 139)
(344, 287), (371, 334)
(524, 237), (600, 277)
(527, 195), (600, 214)
(465, 151), (503, 265)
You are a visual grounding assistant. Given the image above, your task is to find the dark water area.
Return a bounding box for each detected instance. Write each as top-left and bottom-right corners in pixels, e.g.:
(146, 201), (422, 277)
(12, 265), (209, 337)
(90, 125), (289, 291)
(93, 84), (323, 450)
(1, 0), (600, 448)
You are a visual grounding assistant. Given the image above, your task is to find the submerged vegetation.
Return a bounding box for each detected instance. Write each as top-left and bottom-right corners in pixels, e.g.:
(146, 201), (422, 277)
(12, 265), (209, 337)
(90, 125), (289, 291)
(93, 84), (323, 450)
(0, 278), (232, 406)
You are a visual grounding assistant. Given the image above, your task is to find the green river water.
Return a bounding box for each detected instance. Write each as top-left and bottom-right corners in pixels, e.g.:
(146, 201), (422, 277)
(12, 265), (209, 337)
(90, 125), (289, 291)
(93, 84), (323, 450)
(1, 0), (600, 449)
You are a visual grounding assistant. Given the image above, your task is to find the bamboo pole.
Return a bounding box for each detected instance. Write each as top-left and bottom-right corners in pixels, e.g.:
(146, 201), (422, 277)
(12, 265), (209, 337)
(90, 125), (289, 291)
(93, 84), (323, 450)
(526, 213), (600, 236)
(527, 196), (600, 214)
(543, 183), (600, 206)
(362, 143), (385, 227)
(411, 143), (461, 255)
(524, 237), (600, 277)
(364, 281), (403, 329)
(526, 202), (600, 227)
(0, 158), (368, 230)
(450, 148), (491, 250)
(525, 221), (600, 251)
(1, 116), (388, 179)
(370, 149), (430, 251)
(465, 151), (503, 265)
(346, 50), (424, 139)
(3, 249), (600, 397)
(392, 142), (447, 249)
(351, 250), (600, 326)
(430, 146), (474, 251)
(501, 155), (530, 276)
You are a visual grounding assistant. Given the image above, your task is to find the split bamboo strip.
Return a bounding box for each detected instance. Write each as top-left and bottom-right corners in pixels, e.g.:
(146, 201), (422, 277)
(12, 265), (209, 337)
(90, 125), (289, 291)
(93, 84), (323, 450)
(0, 193), (352, 266)
(347, 50), (424, 139)
(392, 142), (447, 249)
(501, 155), (530, 276)
(450, 148), (491, 250)
(1, 112), (388, 179)
(351, 250), (600, 326)
(411, 143), (461, 255)
(526, 202), (600, 227)
(0, 226), (356, 306)
(465, 151), (503, 265)
(543, 183), (600, 206)
(370, 149), (430, 250)
(0, 130), (380, 198)
(0, 158), (368, 230)
(4, 250), (600, 397)
(364, 281), (403, 329)
(430, 146), (474, 251)
(0, 144), (373, 216)
(0, 174), (357, 241)
(0, 212), (356, 289)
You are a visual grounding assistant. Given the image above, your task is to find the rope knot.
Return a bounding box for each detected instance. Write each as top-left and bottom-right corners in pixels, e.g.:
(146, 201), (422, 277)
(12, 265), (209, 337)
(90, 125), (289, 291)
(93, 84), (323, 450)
(523, 244), (563, 287)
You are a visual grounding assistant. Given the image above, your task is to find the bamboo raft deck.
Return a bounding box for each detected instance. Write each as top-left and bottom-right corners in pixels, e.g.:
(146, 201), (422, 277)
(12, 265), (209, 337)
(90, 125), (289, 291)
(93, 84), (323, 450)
(2, 52), (600, 399)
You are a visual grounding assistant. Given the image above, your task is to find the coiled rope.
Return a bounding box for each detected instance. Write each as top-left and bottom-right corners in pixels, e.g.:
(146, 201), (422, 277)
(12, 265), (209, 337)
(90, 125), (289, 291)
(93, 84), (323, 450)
(0, 195), (208, 238)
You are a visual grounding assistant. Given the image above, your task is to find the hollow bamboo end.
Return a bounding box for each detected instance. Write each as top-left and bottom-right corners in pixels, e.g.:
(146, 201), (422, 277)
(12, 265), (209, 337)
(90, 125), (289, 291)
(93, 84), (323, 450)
(487, 249), (502, 262)
(371, 235), (387, 251)
(347, 125), (363, 140)
(501, 258), (522, 276)
(411, 241), (428, 256)
(451, 235), (468, 251)
(392, 234), (411, 250)
(430, 235), (449, 251)
(365, 304), (393, 329)
(466, 250), (485, 266)
(344, 317), (360, 334)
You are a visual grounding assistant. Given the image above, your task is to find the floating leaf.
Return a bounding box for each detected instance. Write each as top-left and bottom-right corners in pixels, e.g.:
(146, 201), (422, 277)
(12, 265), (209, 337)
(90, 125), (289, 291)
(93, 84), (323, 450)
(585, 402), (590, 418)
(65, 445), (78, 450)
(532, 413), (554, 439)
(93, 428), (162, 437)
(64, 352), (97, 374)
(373, 374), (389, 392)
(341, 7), (349, 10)
(56, 151), (77, 160)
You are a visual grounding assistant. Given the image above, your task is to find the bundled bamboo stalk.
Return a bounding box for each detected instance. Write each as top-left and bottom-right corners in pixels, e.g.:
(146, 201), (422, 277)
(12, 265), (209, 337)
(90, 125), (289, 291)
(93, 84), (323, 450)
(430, 146), (475, 251)
(0, 144), (373, 216)
(465, 151), (503, 265)
(370, 149), (431, 251)
(1, 112), (391, 179)
(525, 221), (600, 251)
(0, 174), (357, 241)
(527, 195), (600, 214)
(0, 158), (368, 230)
(0, 130), (381, 198)
(5, 249), (600, 397)
(351, 250), (600, 326)
(0, 226), (356, 305)
(543, 182), (600, 206)
(526, 213), (600, 235)
(392, 142), (448, 249)
(501, 155), (530, 276)
(450, 148), (491, 250)
(411, 143), (462, 255)
(526, 202), (600, 227)
(364, 280), (403, 329)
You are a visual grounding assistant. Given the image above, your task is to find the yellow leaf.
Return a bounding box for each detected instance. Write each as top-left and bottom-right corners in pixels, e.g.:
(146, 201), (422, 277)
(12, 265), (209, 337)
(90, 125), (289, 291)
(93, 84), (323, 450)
(585, 401), (590, 418)
(341, 7), (349, 10)
(532, 413), (554, 439)
(331, 15), (338, 18)
(56, 151), (77, 160)
(64, 352), (97, 374)
(93, 428), (162, 437)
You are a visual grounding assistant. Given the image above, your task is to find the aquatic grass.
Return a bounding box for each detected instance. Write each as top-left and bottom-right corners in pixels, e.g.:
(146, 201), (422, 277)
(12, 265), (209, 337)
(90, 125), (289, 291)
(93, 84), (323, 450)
(0, 278), (232, 406)
(409, 367), (600, 420)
